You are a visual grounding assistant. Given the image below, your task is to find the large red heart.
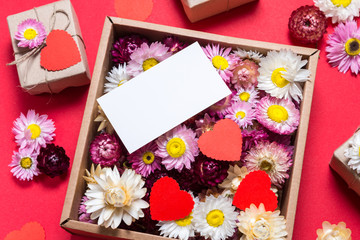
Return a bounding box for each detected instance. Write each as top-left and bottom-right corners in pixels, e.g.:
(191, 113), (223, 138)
(198, 119), (242, 161)
(5, 222), (45, 240)
(150, 176), (194, 221)
(233, 170), (278, 211)
(40, 29), (81, 71)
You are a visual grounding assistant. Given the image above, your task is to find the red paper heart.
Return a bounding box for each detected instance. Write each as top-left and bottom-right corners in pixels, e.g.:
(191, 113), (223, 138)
(233, 171), (278, 211)
(5, 222), (45, 240)
(40, 29), (81, 71)
(150, 177), (194, 221)
(198, 119), (242, 161)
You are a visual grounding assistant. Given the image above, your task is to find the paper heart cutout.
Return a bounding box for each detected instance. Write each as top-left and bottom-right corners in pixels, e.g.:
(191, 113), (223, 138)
(5, 222), (45, 240)
(40, 29), (81, 71)
(150, 176), (194, 221)
(198, 119), (242, 161)
(233, 170), (278, 211)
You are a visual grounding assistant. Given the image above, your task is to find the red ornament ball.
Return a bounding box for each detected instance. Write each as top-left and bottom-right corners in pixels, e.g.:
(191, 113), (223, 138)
(288, 5), (327, 44)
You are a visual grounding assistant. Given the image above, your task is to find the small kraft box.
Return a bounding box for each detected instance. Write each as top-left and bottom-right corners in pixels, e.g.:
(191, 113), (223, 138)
(7, 0), (90, 95)
(330, 128), (360, 196)
(60, 17), (319, 240)
(180, 0), (257, 23)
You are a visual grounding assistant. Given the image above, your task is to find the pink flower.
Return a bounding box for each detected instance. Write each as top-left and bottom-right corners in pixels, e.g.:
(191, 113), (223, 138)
(15, 19), (46, 49)
(225, 102), (256, 129)
(12, 110), (55, 153)
(326, 20), (360, 74)
(128, 141), (161, 177)
(231, 86), (259, 106)
(155, 125), (199, 171)
(231, 59), (259, 89)
(203, 44), (239, 83)
(9, 148), (40, 181)
(256, 96), (300, 135)
(195, 113), (216, 137)
(89, 133), (122, 167)
(127, 42), (172, 77)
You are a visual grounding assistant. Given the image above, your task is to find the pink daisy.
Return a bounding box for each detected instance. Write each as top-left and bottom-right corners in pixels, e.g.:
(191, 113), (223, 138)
(256, 96), (300, 135)
(12, 109), (55, 152)
(326, 20), (360, 74)
(9, 148), (40, 181)
(202, 44), (239, 83)
(225, 102), (256, 128)
(14, 19), (46, 49)
(155, 125), (199, 171)
(232, 86), (259, 106)
(127, 42), (172, 77)
(243, 141), (293, 187)
(128, 141), (161, 177)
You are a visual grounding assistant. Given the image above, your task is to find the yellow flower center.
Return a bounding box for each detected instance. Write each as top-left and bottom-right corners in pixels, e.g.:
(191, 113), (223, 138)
(212, 55), (229, 70)
(206, 209), (225, 227)
(142, 58), (159, 71)
(235, 111), (246, 119)
(267, 105), (289, 123)
(24, 28), (37, 40)
(251, 219), (271, 239)
(239, 92), (251, 102)
(27, 124), (41, 139)
(20, 157), (32, 169)
(142, 151), (155, 164)
(117, 80), (126, 86)
(271, 67), (289, 88)
(175, 213), (193, 226)
(331, 0), (352, 7)
(166, 138), (186, 158)
(260, 159), (274, 172)
(105, 187), (131, 207)
(345, 38), (360, 56)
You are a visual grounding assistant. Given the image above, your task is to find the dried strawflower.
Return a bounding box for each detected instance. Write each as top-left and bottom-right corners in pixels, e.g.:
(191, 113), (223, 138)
(225, 101), (256, 129)
(232, 86), (259, 106)
(104, 63), (131, 93)
(78, 196), (96, 223)
(231, 59), (260, 89)
(219, 165), (249, 195)
(162, 36), (188, 53)
(9, 148), (40, 181)
(15, 19), (46, 49)
(344, 130), (360, 173)
(194, 156), (228, 187)
(89, 132), (121, 167)
(111, 35), (148, 64)
(316, 221), (352, 240)
(94, 105), (114, 134)
(128, 141), (161, 177)
(314, 0), (360, 23)
(195, 113), (216, 137)
(37, 143), (70, 178)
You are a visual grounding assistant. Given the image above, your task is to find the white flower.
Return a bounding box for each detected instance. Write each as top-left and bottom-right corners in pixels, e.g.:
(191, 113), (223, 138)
(219, 165), (249, 195)
(314, 0), (360, 23)
(104, 64), (131, 93)
(157, 196), (199, 240)
(85, 168), (149, 229)
(237, 203), (287, 240)
(316, 221), (352, 240)
(234, 48), (264, 63)
(193, 195), (237, 240)
(344, 130), (360, 174)
(257, 49), (310, 103)
(83, 164), (106, 184)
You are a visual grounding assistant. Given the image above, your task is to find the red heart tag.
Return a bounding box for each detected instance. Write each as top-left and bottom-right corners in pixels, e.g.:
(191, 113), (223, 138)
(5, 222), (45, 240)
(150, 176), (194, 221)
(198, 119), (242, 161)
(233, 170), (278, 211)
(40, 29), (81, 71)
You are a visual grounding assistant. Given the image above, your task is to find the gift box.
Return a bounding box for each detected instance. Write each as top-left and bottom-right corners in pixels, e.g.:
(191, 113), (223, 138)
(180, 0), (257, 23)
(7, 0), (90, 95)
(60, 17), (319, 240)
(330, 129), (360, 196)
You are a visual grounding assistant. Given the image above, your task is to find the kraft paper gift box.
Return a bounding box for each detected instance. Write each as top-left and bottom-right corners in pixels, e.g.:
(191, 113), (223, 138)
(7, 0), (90, 95)
(60, 17), (319, 240)
(330, 129), (360, 196)
(180, 0), (257, 23)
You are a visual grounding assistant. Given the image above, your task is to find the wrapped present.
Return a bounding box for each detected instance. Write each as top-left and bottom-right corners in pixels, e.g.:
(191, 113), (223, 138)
(330, 128), (360, 196)
(7, 0), (90, 95)
(180, 0), (257, 22)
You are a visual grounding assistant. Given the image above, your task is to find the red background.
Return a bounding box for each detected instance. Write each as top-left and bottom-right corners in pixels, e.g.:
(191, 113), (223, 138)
(1, 0), (360, 239)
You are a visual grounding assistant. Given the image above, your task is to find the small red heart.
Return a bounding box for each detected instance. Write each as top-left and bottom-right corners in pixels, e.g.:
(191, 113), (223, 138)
(5, 222), (45, 240)
(198, 119), (242, 161)
(150, 177), (194, 221)
(233, 171), (278, 211)
(40, 29), (81, 71)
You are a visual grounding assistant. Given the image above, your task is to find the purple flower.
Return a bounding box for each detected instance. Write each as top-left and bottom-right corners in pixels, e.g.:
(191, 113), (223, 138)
(194, 155), (229, 187)
(37, 144), (70, 178)
(195, 113), (216, 137)
(89, 132), (122, 167)
(78, 196), (95, 223)
(128, 141), (161, 177)
(162, 36), (188, 53)
(111, 35), (149, 64)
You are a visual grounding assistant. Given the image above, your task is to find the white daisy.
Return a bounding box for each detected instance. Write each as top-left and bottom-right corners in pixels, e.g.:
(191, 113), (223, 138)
(344, 130), (360, 174)
(219, 165), (249, 195)
(232, 86), (259, 106)
(257, 49), (310, 103)
(314, 0), (360, 23)
(85, 168), (149, 229)
(157, 196), (199, 240)
(193, 195), (238, 240)
(104, 64), (131, 93)
(237, 203), (287, 240)
(234, 48), (264, 63)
